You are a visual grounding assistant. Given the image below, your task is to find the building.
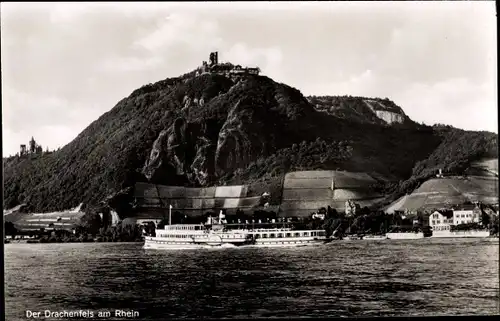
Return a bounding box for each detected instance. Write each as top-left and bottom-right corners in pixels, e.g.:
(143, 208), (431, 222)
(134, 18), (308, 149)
(196, 52), (261, 78)
(345, 200), (360, 217)
(20, 144), (27, 156)
(452, 204), (481, 225)
(429, 209), (454, 232)
(429, 204), (484, 232)
(19, 137), (43, 157)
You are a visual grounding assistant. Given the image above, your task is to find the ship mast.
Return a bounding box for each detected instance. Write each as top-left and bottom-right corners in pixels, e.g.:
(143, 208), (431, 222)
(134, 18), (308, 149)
(154, 184), (167, 225)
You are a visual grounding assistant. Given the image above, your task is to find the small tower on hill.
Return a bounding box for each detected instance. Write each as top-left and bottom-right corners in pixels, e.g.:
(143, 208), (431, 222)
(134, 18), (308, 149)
(209, 51), (218, 66)
(29, 136), (37, 154)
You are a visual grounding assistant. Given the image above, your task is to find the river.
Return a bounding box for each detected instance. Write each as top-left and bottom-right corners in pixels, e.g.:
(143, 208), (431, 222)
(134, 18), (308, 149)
(4, 238), (499, 320)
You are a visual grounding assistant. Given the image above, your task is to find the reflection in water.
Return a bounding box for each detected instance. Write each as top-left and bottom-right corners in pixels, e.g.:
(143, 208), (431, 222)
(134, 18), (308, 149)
(5, 239), (499, 320)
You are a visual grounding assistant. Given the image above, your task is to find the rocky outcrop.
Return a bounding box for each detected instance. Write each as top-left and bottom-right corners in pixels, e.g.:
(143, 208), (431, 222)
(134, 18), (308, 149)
(190, 136), (214, 186)
(143, 117), (193, 183)
(363, 99), (405, 124)
(142, 130), (170, 181)
(215, 99), (271, 176)
(308, 95), (410, 126)
(142, 76), (312, 186)
(142, 117), (217, 186)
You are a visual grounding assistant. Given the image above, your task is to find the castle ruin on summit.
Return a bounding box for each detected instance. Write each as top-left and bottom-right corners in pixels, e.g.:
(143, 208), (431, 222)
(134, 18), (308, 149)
(195, 51), (261, 78)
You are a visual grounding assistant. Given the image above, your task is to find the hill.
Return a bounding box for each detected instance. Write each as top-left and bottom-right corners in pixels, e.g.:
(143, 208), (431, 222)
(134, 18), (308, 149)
(386, 175), (498, 213)
(3, 60), (497, 216)
(385, 157), (498, 212)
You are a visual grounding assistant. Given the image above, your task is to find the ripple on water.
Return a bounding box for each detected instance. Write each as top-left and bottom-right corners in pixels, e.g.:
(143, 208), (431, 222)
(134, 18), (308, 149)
(4, 240), (500, 319)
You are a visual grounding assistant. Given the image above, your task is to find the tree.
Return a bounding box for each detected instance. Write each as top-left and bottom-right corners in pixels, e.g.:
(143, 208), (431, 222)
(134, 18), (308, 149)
(4, 221), (17, 238)
(490, 216), (499, 235)
(481, 212), (491, 227)
(322, 217), (344, 238)
(156, 219), (169, 230)
(78, 212), (102, 236)
(326, 206), (338, 219)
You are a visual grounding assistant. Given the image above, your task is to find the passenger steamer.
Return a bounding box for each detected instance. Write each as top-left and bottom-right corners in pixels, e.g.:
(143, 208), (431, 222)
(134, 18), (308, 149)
(143, 213), (328, 250)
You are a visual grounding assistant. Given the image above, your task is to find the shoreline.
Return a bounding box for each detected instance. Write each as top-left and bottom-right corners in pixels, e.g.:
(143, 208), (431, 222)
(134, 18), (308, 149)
(6, 235), (497, 245)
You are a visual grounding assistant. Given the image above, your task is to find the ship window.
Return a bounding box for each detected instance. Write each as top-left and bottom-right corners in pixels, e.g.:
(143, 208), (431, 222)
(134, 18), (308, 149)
(270, 234), (276, 238)
(262, 234), (268, 238)
(277, 233), (283, 238)
(303, 232), (309, 237)
(294, 232), (300, 237)
(255, 234), (260, 239)
(286, 233), (291, 237)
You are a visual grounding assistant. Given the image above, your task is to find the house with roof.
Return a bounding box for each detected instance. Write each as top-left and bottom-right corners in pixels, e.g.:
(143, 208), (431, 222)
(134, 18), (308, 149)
(429, 209), (454, 232)
(451, 204), (481, 226)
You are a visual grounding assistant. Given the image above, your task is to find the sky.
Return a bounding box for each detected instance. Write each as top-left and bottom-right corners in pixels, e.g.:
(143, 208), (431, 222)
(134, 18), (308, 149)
(1, 1), (497, 157)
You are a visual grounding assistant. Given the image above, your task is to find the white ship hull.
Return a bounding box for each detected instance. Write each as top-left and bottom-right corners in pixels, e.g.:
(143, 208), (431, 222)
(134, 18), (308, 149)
(143, 238), (239, 250)
(431, 230), (490, 238)
(252, 237), (326, 247)
(143, 235), (326, 250)
(386, 232), (424, 240)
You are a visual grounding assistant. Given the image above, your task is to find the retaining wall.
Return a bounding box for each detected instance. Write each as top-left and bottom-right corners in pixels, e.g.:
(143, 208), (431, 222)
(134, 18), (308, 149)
(133, 183), (261, 218)
(280, 170), (380, 217)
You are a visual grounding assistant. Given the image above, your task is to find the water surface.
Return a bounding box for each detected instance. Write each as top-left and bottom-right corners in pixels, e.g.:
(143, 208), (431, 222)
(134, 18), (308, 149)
(5, 239), (499, 320)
